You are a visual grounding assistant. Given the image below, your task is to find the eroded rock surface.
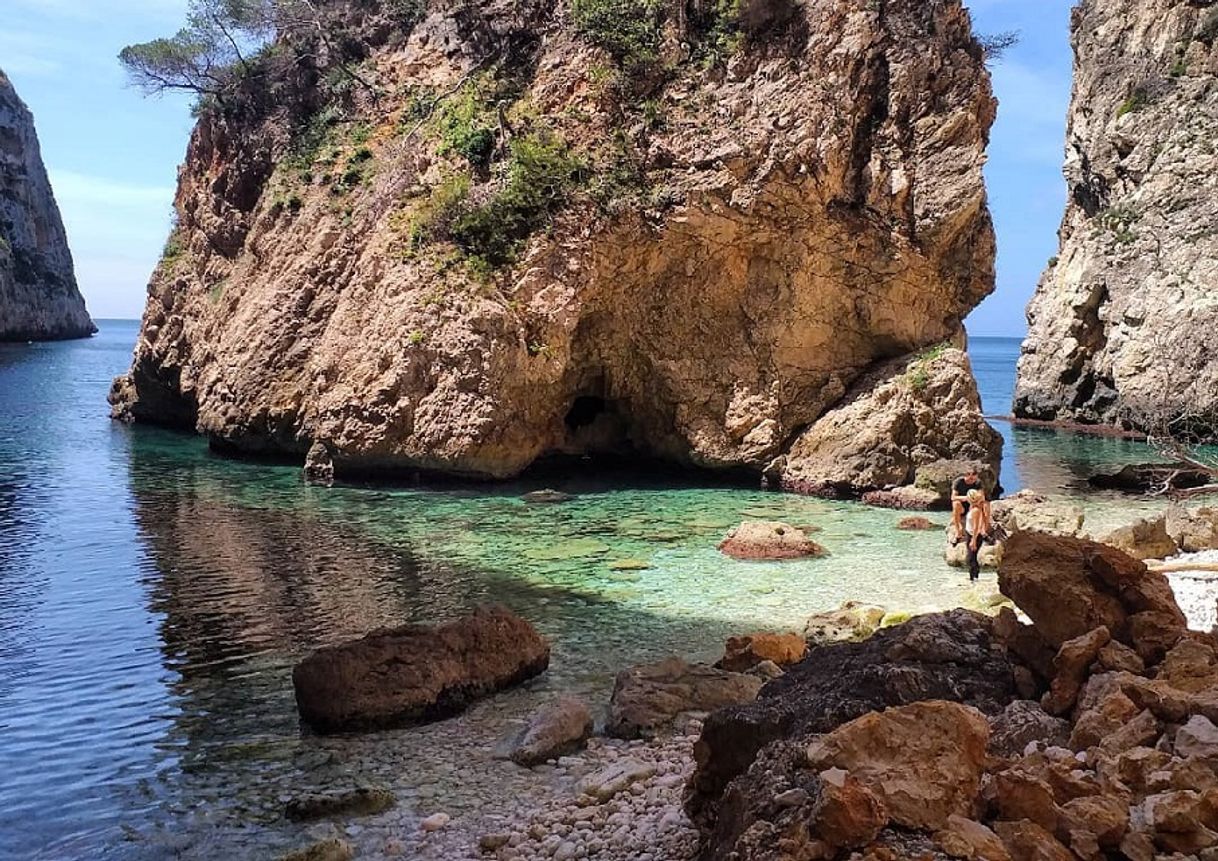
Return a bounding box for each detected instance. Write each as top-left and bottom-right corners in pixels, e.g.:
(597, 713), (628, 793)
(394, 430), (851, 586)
(691, 533), (1218, 861)
(0, 69), (94, 341)
(1014, 0), (1218, 433)
(687, 610), (1021, 829)
(772, 348), (1002, 497)
(110, 0), (998, 483)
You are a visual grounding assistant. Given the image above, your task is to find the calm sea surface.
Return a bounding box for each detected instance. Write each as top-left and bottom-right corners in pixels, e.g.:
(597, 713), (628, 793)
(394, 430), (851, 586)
(0, 323), (1175, 858)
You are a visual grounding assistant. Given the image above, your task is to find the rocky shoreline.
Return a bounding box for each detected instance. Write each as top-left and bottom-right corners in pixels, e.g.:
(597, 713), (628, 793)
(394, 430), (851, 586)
(264, 510), (1218, 861)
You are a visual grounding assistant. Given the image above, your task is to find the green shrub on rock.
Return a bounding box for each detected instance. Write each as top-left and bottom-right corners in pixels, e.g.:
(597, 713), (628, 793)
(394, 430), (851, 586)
(571, 0), (664, 76)
(450, 132), (585, 268)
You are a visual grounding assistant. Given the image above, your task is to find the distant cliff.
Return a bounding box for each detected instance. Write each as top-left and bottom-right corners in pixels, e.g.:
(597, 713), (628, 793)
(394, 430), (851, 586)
(1015, 0), (1218, 435)
(0, 69), (94, 341)
(111, 0), (1000, 488)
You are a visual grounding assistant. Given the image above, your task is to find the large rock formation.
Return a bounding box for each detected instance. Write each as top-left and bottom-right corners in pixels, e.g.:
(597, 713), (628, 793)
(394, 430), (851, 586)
(1014, 0), (1218, 434)
(0, 69), (94, 341)
(111, 0), (999, 483)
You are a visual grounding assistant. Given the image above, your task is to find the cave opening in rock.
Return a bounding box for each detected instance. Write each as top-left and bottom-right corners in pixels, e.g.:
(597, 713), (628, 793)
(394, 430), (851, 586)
(565, 395), (607, 431)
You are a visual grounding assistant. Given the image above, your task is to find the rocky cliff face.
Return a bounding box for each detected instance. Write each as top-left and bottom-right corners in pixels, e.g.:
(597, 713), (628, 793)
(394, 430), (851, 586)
(0, 69), (94, 341)
(111, 0), (998, 483)
(1014, 0), (1218, 434)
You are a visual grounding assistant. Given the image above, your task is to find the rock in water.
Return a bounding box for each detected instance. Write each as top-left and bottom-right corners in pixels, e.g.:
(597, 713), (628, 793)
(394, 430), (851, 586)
(1013, 0), (1218, 433)
(109, 1), (999, 483)
(501, 696), (594, 767)
(773, 349), (1003, 497)
(606, 657), (762, 739)
(0, 69), (94, 341)
(283, 786), (395, 821)
(718, 521), (823, 560)
(291, 606), (549, 733)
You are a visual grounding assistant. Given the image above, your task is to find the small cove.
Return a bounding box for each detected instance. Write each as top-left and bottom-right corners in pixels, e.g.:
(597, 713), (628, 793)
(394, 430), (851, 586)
(0, 323), (1207, 859)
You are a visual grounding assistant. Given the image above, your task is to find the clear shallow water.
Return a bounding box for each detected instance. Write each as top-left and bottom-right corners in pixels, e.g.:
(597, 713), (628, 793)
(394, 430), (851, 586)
(0, 324), (1196, 859)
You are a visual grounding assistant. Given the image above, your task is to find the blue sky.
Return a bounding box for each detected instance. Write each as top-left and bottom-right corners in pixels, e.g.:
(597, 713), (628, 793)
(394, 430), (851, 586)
(4, 0), (1074, 334)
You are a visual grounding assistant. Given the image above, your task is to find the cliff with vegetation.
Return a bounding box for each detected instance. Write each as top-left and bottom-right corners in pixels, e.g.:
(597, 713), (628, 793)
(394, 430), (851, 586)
(1014, 0), (1218, 437)
(0, 69), (94, 341)
(110, 0), (1000, 487)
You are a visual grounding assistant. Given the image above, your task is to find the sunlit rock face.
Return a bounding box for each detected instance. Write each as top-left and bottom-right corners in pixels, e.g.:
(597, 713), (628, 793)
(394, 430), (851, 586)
(111, 0), (998, 482)
(0, 69), (94, 341)
(1014, 0), (1218, 434)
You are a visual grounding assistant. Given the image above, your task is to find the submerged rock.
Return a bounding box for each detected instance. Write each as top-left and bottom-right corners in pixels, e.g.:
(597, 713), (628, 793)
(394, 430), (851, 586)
(284, 786), (395, 821)
(276, 838), (354, 861)
(717, 521), (823, 561)
(0, 69), (95, 341)
(291, 606), (550, 733)
(521, 489), (573, 504)
(607, 657), (762, 740)
(897, 516), (938, 531)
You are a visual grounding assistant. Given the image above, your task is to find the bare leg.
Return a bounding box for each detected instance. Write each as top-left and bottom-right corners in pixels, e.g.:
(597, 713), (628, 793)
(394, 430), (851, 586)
(951, 500), (965, 539)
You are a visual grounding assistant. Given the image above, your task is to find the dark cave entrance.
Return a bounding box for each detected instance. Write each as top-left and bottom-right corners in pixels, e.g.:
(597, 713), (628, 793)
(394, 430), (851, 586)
(564, 395), (608, 431)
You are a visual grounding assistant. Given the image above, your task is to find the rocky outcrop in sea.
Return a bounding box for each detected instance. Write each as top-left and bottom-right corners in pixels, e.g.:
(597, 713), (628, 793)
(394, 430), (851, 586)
(110, 0), (999, 488)
(1014, 0), (1218, 434)
(0, 69), (94, 341)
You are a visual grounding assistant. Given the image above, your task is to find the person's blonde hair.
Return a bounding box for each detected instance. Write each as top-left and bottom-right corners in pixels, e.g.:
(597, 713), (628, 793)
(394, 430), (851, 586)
(967, 489), (985, 504)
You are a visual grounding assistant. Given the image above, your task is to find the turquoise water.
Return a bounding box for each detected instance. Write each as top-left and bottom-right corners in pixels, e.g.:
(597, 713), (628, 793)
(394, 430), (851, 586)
(0, 323), (1183, 859)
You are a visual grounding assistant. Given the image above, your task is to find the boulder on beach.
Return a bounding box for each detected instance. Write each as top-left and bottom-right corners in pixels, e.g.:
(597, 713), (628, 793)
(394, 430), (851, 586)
(693, 510), (1218, 861)
(1098, 515), (1178, 561)
(717, 521), (824, 560)
(998, 531), (1187, 659)
(717, 632), (807, 673)
(500, 696), (594, 767)
(705, 701), (992, 859)
(607, 657), (762, 740)
(687, 610), (1021, 829)
(292, 606), (550, 733)
(1167, 504), (1218, 553)
(991, 490), (1085, 539)
(944, 528), (1004, 570)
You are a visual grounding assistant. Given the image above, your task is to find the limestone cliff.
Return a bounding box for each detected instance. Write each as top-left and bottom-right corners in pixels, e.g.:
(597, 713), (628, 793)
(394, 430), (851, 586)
(111, 0), (998, 484)
(1014, 0), (1218, 434)
(0, 70), (94, 341)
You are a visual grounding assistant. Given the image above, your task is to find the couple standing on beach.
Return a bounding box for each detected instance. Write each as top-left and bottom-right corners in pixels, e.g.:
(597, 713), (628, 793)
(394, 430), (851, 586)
(951, 468), (993, 582)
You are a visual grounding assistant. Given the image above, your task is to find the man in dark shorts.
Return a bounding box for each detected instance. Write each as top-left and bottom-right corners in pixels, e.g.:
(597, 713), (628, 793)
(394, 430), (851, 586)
(951, 468), (983, 543)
